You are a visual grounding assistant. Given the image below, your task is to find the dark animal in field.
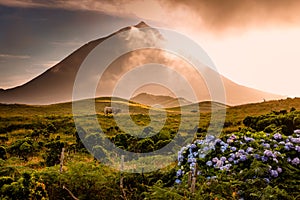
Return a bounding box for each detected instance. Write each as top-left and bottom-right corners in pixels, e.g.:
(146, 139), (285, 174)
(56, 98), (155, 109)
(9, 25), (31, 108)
(104, 106), (121, 115)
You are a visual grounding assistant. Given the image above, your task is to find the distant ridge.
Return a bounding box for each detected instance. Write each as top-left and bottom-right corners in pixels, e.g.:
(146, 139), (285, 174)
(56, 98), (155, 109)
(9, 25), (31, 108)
(131, 93), (192, 108)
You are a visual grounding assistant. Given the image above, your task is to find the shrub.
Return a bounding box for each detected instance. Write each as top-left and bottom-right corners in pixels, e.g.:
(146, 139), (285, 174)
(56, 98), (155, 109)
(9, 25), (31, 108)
(43, 140), (65, 167)
(8, 138), (36, 161)
(0, 146), (7, 160)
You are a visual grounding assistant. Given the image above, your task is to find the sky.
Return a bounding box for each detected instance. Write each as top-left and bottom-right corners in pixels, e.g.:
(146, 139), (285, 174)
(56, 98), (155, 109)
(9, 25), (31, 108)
(0, 0), (300, 97)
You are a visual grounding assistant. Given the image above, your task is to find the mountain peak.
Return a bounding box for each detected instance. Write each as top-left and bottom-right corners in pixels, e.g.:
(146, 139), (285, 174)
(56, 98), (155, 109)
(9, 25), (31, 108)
(0, 22), (285, 105)
(135, 21), (150, 28)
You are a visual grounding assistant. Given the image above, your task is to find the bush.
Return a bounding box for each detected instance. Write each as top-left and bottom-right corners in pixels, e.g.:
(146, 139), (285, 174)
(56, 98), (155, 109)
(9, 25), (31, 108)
(137, 138), (154, 153)
(8, 138), (36, 161)
(43, 140), (65, 167)
(0, 146), (7, 160)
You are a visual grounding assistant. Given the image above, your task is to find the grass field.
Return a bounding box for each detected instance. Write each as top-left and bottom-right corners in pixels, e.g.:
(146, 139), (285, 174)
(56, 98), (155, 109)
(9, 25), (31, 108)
(1, 97), (300, 199)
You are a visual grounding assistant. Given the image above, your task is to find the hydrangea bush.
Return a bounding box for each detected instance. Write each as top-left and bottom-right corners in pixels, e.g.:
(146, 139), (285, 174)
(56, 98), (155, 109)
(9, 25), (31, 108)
(175, 129), (300, 199)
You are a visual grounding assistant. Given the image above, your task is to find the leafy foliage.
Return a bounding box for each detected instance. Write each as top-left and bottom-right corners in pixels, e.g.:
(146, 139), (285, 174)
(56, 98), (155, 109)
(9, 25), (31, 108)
(1, 98), (300, 199)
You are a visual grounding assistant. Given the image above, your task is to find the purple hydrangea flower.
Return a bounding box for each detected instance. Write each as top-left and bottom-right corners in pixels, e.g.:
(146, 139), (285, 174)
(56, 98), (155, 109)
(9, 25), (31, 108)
(264, 178), (270, 183)
(264, 150), (273, 157)
(220, 164), (232, 171)
(273, 133), (282, 140)
(187, 157), (196, 163)
(190, 143), (197, 149)
(238, 149), (245, 154)
(246, 147), (254, 153)
(239, 155), (247, 161)
(285, 142), (294, 151)
(261, 156), (268, 162)
(294, 129), (300, 134)
(274, 151), (281, 157)
(203, 146), (210, 152)
(235, 152), (241, 158)
(193, 152), (198, 157)
(227, 135), (237, 144)
(270, 170), (278, 178)
(198, 153), (206, 159)
(176, 169), (183, 177)
(178, 154), (184, 162)
(206, 161), (213, 166)
(279, 141), (285, 145)
(212, 157), (218, 163)
(220, 145), (227, 153)
(262, 143), (270, 149)
(215, 139), (222, 144)
(254, 154), (261, 160)
(214, 160), (223, 169)
(220, 156), (227, 162)
(277, 167), (282, 173)
(295, 146), (300, 152)
(175, 179), (181, 184)
(190, 162), (196, 169)
(291, 138), (300, 144)
(244, 137), (255, 142)
(206, 135), (215, 142)
(231, 134), (237, 139)
(284, 145), (290, 151)
(196, 140), (204, 145)
(230, 146), (237, 152)
(292, 157), (300, 165)
(227, 138), (234, 144)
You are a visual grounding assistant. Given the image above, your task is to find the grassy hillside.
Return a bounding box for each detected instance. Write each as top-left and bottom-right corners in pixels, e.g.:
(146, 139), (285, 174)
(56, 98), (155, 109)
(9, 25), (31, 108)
(0, 97), (151, 116)
(131, 93), (192, 108)
(0, 97), (300, 199)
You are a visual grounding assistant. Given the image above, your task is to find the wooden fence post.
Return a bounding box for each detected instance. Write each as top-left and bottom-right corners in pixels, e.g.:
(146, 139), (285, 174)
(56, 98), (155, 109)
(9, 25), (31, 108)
(190, 177), (196, 193)
(188, 171), (192, 187)
(190, 163), (197, 194)
(60, 148), (65, 173)
(120, 155), (127, 200)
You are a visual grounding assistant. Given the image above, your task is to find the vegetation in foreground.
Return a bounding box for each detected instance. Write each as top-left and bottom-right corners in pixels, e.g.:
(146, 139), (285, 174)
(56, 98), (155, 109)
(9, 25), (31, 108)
(0, 97), (300, 199)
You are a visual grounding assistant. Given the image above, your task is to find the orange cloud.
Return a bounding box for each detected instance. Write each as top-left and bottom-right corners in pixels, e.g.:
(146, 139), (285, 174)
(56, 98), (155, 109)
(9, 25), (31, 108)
(2, 0), (300, 34)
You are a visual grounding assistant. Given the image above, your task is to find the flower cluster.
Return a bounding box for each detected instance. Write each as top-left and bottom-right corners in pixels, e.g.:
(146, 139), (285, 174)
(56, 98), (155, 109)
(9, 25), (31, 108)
(176, 130), (300, 184)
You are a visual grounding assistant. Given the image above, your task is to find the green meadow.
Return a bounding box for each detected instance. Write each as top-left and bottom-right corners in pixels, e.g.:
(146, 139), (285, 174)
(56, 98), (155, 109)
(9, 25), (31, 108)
(1, 97), (300, 199)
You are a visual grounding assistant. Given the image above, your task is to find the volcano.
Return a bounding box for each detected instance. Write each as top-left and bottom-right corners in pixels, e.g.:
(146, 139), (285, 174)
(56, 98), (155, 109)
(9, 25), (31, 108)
(0, 21), (284, 106)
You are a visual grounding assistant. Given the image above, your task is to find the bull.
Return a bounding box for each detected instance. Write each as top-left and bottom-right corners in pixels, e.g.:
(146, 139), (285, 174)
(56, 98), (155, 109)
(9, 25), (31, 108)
(104, 106), (121, 115)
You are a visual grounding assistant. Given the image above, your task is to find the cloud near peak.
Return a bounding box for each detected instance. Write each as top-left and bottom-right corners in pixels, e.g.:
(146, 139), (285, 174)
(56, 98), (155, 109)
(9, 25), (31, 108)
(162, 0), (300, 31)
(1, 0), (300, 33)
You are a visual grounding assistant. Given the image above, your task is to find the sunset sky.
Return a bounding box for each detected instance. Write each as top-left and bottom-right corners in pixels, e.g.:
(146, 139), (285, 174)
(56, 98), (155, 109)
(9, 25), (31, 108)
(1, 0), (300, 97)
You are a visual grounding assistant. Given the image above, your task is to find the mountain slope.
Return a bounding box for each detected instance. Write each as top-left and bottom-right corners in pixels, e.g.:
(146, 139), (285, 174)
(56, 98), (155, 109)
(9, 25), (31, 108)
(0, 21), (284, 105)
